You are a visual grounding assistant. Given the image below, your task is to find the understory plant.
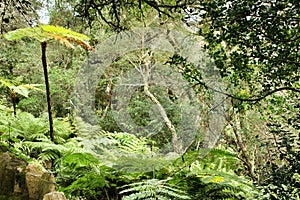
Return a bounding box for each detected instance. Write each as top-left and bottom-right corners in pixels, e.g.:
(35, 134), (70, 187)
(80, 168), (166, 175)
(120, 178), (191, 200)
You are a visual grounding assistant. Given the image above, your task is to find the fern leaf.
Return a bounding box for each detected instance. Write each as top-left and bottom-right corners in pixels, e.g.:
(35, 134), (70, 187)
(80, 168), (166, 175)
(3, 25), (93, 50)
(40, 25), (93, 50)
(120, 178), (190, 200)
(40, 25), (90, 41)
(46, 33), (75, 49)
(3, 27), (49, 42)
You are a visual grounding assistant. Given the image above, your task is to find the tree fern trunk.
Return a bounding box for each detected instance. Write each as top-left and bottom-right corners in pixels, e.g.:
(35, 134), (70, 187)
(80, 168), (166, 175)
(41, 42), (54, 142)
(11, 91), (17, 117)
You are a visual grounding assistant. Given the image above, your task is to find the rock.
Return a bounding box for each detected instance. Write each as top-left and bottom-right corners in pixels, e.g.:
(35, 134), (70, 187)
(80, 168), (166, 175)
(0, 152), (28, 199)
(26, 163), (55, 199)
(0, 152), (56, 200)
(43, 192), (67, 200)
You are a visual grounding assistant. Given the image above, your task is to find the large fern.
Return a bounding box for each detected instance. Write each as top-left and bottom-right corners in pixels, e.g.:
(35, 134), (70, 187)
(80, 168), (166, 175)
(178, 148), (261, 199)
(120, 178), (191, 200)
(180, 175), (245, 200)
(0, 111), (73, 142)
(81, 130), (176, 172)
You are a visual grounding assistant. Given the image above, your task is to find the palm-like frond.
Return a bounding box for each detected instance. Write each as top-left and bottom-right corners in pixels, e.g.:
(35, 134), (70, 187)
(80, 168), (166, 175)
(0, 77), (44, 97)
(3, 26), (49, 42)
(3, 25), (93, 50)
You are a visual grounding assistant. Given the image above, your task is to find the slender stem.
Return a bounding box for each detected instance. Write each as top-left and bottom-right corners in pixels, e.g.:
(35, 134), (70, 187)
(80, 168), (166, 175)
(11, 91), (17, 117)
(41, 42), (54, 142)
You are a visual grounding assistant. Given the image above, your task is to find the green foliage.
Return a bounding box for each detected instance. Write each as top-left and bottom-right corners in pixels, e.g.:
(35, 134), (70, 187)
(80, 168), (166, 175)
(257, 93), (300, 199)
(0, 77), (44, 98)
(179, 175), (245, 200)
(3, 25), (91, 50)
(0, 111), (73, 142)
(80, 129), (173, 172)
(120, 178), (191, 200)
(2, 1), (300, 200)
(47, 67), (77, 117)
(0, 107), (82, 163)
(3, 26), (48, 42)
(198, 0), (300, 93)
(61, 171), (106, 199)
(55, 152), (100, 187)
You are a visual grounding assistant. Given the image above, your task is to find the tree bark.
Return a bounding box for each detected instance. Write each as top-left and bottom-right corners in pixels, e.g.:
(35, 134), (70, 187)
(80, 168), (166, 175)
(41, 42), (54, 142)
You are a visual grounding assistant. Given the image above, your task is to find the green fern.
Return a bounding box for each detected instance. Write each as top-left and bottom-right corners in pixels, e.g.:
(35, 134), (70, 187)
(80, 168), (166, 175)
(120, 178), (191, 200)
(0, 112), (48, 140)
(60, 171), (106, 199)
(82, 131), (175, 172)
(0, 111), (74, 143)
(105, 131), (156, 154)
(181, 175), (245, 200)
(0, 77), (44, 97)
(23, 141), (66, 161)
(3, 25), (92, 50)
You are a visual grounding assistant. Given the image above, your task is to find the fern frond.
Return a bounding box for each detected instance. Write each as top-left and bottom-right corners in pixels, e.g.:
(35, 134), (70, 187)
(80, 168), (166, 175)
(0, 78), (44, 97)
(38, 150), (60, 161)
(3, 27), (49, 42)
(40, 25), (93, 50)
(40, 25), (90, 41)
(3, 25), (93, 50)
(62, 152), (99, 169)
(120, 178), (190, 200)
(47, 33), (75, 49)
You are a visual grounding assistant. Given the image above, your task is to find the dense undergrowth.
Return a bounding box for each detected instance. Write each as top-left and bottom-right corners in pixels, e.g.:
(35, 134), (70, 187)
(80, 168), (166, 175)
(0, 105), (261, 200)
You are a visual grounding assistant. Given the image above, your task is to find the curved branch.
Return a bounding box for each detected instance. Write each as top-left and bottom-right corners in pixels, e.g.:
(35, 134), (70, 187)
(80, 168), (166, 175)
(195, 80), (300, 103)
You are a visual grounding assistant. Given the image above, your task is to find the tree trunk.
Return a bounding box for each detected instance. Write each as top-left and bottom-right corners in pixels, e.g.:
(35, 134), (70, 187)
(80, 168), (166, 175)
(141, 58), (179, 153)
(101, 78), (112, 119)
(41, 42), (54, 142)
(144, 85), (179, 153)
(11, 91), (17, 117)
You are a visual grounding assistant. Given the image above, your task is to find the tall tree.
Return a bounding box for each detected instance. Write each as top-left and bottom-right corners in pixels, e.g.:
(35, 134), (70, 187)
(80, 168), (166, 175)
(194, 0), (300, 198)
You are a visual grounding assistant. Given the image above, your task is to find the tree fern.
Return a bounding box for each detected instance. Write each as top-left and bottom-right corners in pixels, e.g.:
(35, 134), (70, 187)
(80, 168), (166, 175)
(0, 77), (44, 97)
(3, 25), (93, 142)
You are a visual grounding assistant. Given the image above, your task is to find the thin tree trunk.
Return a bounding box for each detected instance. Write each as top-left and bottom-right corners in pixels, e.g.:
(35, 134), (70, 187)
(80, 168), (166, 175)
(226, 116), (256, 181)
(141, 61), (179, 153)
(41, 42), (54, 142)
(143, 85), (179, 153)
(11, 91), (17, 117)
(101, 78), (112, 119)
